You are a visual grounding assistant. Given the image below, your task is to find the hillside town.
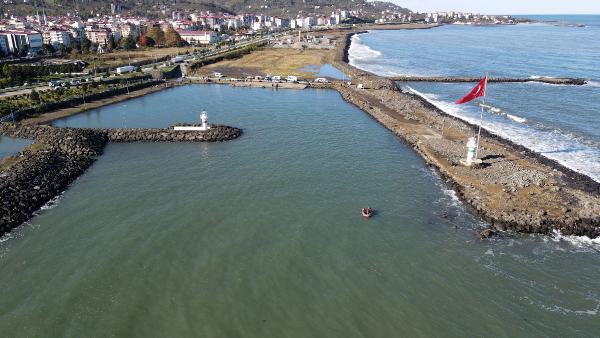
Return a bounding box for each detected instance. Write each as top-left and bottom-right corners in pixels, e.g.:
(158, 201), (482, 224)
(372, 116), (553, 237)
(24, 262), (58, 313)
(0, 1), (522, 58)
(0, 8), (355, 57)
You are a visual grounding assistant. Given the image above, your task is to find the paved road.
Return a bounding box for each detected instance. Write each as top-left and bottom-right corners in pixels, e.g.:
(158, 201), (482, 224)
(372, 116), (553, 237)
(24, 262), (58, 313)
(0, 36), (272, 99)
(0, 86), (52, 98)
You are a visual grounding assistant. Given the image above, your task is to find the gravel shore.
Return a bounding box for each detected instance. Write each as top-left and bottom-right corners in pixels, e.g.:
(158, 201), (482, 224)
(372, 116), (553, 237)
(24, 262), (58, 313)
(332, 31), (600, 238)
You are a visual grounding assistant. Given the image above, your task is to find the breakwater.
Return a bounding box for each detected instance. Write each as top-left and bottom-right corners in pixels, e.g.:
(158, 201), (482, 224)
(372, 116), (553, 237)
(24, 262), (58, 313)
(332, 31), (600, 238)
(0, 127), (108, 236)
(389, 76), (587, 86)
(0, 122), (241, 236)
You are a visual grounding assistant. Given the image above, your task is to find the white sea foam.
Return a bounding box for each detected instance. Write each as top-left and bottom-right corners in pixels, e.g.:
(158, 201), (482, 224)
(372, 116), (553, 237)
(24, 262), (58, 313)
(404, 86), (600, 182)
(506, 114), (527, 123)
(40, 196), (61, 211)
(521, 296), (600, 316)
(348, 34), (382, 67)
(551, 230), (600, 251)
(586, 80), (600, 88)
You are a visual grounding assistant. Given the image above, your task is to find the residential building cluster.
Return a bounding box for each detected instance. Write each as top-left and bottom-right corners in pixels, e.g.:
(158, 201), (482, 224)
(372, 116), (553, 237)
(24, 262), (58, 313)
(0, 6), (356, 57)
(422, 12), (517, 25)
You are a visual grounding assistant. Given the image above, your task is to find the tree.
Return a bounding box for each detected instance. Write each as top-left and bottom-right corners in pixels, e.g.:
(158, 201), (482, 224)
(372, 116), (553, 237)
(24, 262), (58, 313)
(81, 36), (92, 52)
(29, 89), (40, 102)
(164, 26), (184, 47)
(0, 64), (8, 78)
(58, 43), (68, 55)
(139, 35), (155, 47)
(41, 44), (55, 55)
(108, 36), (117, 50)
(146, 25), (165, 46)
(120, 34), (137, 50)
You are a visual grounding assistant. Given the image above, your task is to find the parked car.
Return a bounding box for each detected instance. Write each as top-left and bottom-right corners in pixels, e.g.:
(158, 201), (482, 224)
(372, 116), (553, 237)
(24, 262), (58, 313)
(213, 72), (223, 78)
(49, 80), (62, 88)
(285, 75), (298, 83)
(314, 77), (329, 83)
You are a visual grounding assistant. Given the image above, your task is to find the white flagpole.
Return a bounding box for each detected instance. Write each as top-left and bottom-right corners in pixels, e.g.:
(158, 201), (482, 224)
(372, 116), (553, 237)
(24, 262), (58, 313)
(475, 74), (488, 159)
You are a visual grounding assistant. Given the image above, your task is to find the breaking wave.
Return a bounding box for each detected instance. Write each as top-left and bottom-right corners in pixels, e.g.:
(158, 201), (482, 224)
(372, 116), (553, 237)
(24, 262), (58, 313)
(586, 80), (600, 88)
(348, 34), (382, 63)
(550, 230), (600, 252)
(404, 86), (600, 182)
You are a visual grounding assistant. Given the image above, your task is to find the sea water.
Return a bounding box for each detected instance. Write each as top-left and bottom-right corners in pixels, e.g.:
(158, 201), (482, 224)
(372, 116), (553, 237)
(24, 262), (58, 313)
(1, 85), (599, 336)
(0, 136), (33, 160)
(349, 16), (600, 182)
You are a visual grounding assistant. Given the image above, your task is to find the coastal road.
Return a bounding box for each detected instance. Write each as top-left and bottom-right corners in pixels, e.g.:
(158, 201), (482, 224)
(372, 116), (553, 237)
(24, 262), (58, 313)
(1, 36), (273, 98)
(0, 85), (52, 98)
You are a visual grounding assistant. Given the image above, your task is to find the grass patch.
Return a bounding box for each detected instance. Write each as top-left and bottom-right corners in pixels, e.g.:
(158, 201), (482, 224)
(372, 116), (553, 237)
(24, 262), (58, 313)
(194, 48), (334, 78)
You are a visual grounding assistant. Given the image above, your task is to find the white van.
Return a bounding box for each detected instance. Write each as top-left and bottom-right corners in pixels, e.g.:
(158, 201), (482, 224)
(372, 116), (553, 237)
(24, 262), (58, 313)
(116, 65), (136, 74)
(286, 75), (298, 83)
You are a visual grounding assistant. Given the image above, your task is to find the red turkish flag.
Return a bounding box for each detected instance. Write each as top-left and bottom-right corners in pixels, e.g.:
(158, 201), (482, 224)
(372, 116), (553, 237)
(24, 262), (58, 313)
(455, 76), (487, 104)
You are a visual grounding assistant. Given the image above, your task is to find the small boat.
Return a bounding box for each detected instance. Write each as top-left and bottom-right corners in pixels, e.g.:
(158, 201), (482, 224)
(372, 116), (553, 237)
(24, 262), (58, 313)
(361, 207), (373, 218)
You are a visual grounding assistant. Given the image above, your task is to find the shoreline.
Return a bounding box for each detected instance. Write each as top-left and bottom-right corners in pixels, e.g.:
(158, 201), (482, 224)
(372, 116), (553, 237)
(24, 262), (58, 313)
(1, 24), (598, 239)
(20, 81), (174, 125)
(331, 30), (599, 238)
(345, 30), (598, 190)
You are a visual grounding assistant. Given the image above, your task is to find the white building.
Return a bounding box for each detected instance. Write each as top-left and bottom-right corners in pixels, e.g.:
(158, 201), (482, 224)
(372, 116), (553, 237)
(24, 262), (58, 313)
(42, 29), (71, 48)
(176, 30), (217, 45)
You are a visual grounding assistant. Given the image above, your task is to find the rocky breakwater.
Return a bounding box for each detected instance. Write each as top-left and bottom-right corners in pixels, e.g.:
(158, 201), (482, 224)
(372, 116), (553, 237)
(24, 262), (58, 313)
(331, 32), (600, 238)
(389, 76), (588, 86)
(0, 122), (242, 237)
(106, 125), (242, 142)
(0, 123), (108, 237)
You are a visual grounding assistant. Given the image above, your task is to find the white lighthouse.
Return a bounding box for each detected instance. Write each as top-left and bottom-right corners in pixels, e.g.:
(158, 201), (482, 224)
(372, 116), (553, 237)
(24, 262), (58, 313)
(199, 111), (209, 131)
(174, 111), (211, 131)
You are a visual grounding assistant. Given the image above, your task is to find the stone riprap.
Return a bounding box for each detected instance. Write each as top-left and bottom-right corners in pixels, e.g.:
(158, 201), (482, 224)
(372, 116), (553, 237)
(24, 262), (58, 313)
(0, 122), (241, 236)
(331, 31), (600, 238)
(0, 127), (108, 236)
(106, 125), (242, 142)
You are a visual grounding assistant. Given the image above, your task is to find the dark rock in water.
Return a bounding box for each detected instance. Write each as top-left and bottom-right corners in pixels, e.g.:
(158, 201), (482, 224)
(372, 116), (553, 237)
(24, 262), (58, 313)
(479, 228), (496, 240)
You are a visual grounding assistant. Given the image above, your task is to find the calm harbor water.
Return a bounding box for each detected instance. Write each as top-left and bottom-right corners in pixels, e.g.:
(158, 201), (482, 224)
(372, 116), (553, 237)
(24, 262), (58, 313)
(298, 63), (350, 80)
(0, 136), (33, 160)
(349, 16), (600, 182)
(1, 85), (600, 336)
